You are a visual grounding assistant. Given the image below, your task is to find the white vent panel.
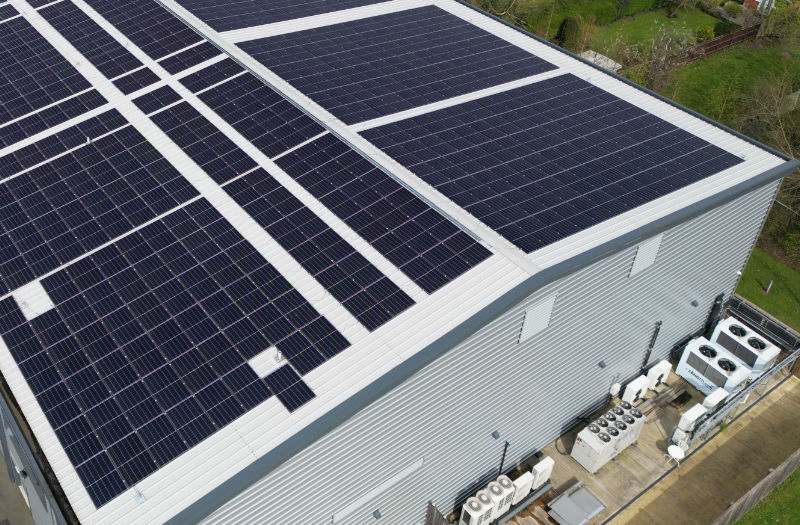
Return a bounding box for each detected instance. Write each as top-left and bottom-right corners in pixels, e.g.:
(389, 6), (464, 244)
(519, 295), (556, 343)
(630, 233), (663, 277)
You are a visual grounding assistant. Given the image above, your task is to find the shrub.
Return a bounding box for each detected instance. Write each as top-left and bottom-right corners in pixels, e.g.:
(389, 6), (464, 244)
(557, 15), (585, 52)
(697, 25), (715, 41)
(713, 19), (739, 35)
(724, 1), (743, 17)
(700, 0), (722, 10)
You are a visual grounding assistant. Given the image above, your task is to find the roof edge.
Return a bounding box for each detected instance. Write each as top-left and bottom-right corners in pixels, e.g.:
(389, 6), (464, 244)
(453, 0), (794, 163)
(166, 153), (797, 524)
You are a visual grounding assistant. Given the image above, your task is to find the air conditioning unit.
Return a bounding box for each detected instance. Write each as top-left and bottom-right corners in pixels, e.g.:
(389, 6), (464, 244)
(571, 422), (614, 473)
(474, 489), (494, 524)
(711, 317), (780, 380)
(486, 482), (505, 521)
(671, 403), (708, 448)
(459, 497), (485, 525)
(495, 475), (515, 516)
(531, 455), (554, 490)
(621, 401), (646, 446)
(622, 375), (649, 404)
(675, 337), (750, 395)
(646, 360), (672, 390)
(511, 471), (534, 505)
(702, 387), (729, 411)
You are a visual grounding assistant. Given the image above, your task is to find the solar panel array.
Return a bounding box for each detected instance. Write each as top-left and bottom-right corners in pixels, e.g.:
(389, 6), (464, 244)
(239, 6), (557, 124)
(0, 16), (96, 124)
(362, 75), (745, 253)
(39, 1), (143, 79)
(83, 0), (203, 61)
(0, 123), (197, 293)
(0, 109), (128, 178)
(276, 134), (492, 293)
(175, 0), (388, 31)
(158, 41), (222, 75)
(0, 89), (106, 149)
(0, 4), (18, 22)
(112, 67), (160, 95)
(226, 169), (416, 330)
(186, 65), (326, 157)
(0, 199), (348, 506)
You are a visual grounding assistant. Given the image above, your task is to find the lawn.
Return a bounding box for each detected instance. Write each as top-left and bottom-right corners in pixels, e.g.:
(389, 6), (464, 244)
(662, 42), (800, 125)
(591, 8), (718, 53)
(736, 466), (800, 525)
(736, 248), (800, 332)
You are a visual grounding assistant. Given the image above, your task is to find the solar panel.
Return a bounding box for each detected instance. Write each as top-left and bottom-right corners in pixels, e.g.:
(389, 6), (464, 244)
(149, 100), (258, 184)
(276, 134), (492, 293)
(178, 58), (245, 94)
(131, 85), (183, 115)
(190, 69), (326, 158)
(0, 17), (94, 125)
(158, 41), (222, 75)
(0, 109), (129, 178)
(39, 1), (143, 79)
(112, 67), (160, 95)
(362, 75), (745, 253)
(226, 169), (415, 330)
(0, 198), (349, 507)
(0, 125), (198, 293)
(175, 0), (388, 31)
(26, 0), (56, 7)
(0, 89), (107, 149)
(238, 6), (556, 124)
(82, 0), (202, 61)
(0, 4), (17, 22)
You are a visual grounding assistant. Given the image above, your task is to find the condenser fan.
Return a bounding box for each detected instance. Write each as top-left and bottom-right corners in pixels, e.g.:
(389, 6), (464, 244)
(596, 418), (608, 427)
(607, 427), (619, 436)
(718, 359), (737, 372)
(730, 324), (747, 337)
(598, 433), (611, 443)
(589, 424), (600, 433)
(619, 401), (632, 410)
(748, 337), (766, 350)
(699, 345), (717, 358)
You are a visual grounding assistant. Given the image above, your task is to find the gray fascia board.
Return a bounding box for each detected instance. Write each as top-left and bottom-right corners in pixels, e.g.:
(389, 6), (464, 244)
(168, 157), (797, 524)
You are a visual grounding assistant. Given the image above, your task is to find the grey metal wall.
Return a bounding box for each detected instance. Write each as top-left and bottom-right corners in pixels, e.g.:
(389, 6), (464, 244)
(199, 183), (778, 525)
(0, 394), (67, 525)
(197, 182), (776, 524)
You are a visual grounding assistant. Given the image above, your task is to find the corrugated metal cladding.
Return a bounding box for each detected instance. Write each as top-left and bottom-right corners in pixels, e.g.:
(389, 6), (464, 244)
(201, 182), (777, 525)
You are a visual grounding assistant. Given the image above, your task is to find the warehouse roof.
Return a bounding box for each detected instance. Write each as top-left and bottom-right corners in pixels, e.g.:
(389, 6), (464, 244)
(0, 0), (795, 523)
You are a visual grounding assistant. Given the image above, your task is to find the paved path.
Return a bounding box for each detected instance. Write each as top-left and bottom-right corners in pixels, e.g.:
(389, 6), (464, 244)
(611, 375), (800, 525)
(0, 453), (34, 525)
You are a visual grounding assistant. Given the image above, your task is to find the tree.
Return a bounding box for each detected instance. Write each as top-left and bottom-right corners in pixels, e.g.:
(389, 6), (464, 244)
(762, 1), (800, 42)
(664, 0), (701, 18)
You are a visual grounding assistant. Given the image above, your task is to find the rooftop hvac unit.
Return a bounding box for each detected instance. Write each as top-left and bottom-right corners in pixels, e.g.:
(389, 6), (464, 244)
(623, 405), (646, 446)
(646, 360), (672, 390)
(459, 497), (485, 525)
(711, 317), (780, 380)
(703, 387), (729, 411)
(486, 482), (505, 521)
(475, 489), (494, 524)
(571, 422), (614, 473)
(511, 471), (534, 505)
(621, 375), (649, 404)
(610, 417), (634, 455)
(675, 338), (750, 395)
(495, 475), (515, 516)
(677, 403), (708, 432)
(531, 455), (554, 491)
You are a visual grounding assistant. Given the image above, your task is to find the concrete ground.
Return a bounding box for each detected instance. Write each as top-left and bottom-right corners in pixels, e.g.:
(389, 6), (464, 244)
(0, 453), (35, 525)
(507, 370), (800, 525)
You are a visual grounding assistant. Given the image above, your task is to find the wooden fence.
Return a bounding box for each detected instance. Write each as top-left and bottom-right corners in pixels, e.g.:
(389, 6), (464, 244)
(681, 24), (761, 64)
(711, 446), (800, 525)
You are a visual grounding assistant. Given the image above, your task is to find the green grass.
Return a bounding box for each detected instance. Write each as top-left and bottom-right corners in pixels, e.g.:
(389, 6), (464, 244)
(591, 8), (718, 53)
(736, 248), (800, 332)
(736, 466), (800, 525)
(662, 43), (800, 125)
